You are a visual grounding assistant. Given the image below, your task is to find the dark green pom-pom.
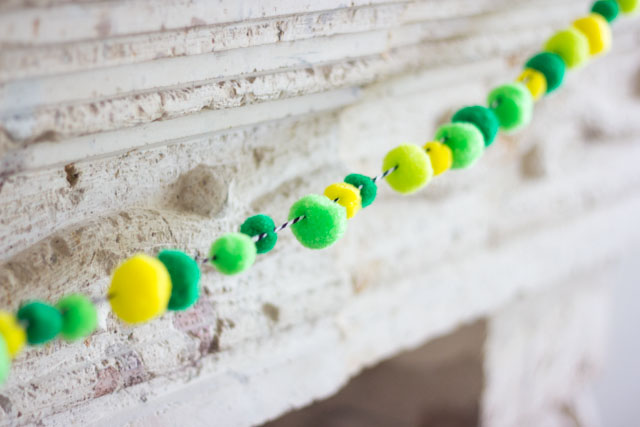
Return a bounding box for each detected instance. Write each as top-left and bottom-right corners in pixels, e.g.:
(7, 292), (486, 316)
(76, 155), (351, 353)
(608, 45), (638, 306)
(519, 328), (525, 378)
(525, 52), (566, 93)
(451, 106), (500, 147)
(56, 294), (98, 341)
(591, 0), (619, 22)
(240, 215), (277, 254)
(158, 250), (201, 311)
(17, 301), (63, 345)
(344, 174), (377, 207)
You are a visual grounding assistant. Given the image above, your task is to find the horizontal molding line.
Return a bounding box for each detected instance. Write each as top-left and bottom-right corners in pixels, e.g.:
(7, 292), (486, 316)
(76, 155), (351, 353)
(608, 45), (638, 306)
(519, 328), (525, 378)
(0, 0), (403, 45)
(0, 0), (586, 83)
(2, 87), (361, 173)
(0, 6), (579, 116)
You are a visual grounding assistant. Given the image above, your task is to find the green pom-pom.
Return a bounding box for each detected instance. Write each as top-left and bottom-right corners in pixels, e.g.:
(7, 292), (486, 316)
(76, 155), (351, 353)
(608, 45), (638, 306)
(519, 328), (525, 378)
(487, 83), (533, 133)
(382, 144), (433, 194)
(0, 337), (9, 385)
(544, 28), (590, 69)
(210, 233), (257, 275)
(158, 250), (201, 311)
(240, 215), (277, 254)
(17, 301), (63, 345)
(435, 123), (485, 169)
(617, 0), (638, 13)
(344, 174), (377, 207)
(451, 106), (499, 147)
(289, 194), (347, 249)
(55, 294), (98, 341)
(525, 52), (566, 93)
(591, 0), (620, 21)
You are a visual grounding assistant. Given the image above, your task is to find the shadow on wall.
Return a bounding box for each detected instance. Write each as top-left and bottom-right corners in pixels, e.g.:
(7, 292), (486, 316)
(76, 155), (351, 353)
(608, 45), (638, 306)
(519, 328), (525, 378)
(263, 321), (485, 427)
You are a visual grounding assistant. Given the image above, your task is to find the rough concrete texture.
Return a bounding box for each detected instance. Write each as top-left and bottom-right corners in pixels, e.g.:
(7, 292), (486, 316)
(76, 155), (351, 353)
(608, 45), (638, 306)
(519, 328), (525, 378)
(1, 0), (640, 425)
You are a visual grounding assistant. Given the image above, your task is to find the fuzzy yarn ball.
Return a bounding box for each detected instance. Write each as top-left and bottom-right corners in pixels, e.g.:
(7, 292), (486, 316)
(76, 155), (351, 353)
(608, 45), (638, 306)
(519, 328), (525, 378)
(487, 83), (533, 133)
(109, 254), (171, 324)
(573, 14), (611, 56)
(210, 233), (257, 275)
(324, 182), (362, 219)
(382, 144), (433, 194)
(17, 301), (63, 345)
(591, 0), (619, 22)
(0, 312), (26, 357)
(423, 142), (453, 176)
(451, 105), (500, 147)
(344, 174), (377, 208)
(56, 294), (98, 341)
(544, 27), (590, 69)
(436, 123), (485, 169)
(289, 194), (347, 249)
(525, 52), (566, 93)
(158, 250), (201, 311)
(240, 214), (278, 254)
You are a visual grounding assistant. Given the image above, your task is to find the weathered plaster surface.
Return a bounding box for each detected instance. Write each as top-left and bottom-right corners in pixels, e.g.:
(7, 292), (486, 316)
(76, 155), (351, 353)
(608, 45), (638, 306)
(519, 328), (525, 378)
(1, 0), (639, 425)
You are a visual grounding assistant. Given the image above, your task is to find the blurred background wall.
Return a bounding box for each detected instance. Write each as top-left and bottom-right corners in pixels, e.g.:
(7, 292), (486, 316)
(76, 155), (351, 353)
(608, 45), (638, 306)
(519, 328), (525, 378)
(0, 0), (639, 426)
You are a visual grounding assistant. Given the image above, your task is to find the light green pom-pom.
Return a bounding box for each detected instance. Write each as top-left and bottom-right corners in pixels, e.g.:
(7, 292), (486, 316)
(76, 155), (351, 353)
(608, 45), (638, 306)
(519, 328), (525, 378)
(487, 83), (533, 133)
(240, 215), (277, 254)
(0, 337), (10, 385)
(451, 106), (500, 147)
(210, 233), (257, 275)
(56, 294), (98, 341)
(382, 144), (433, 194)
(289, 194), (347, 249)
(617, 0), (638, 13)
(17, 301), (63, 345)
(544, 28), (590, 69)
(158, 250), (201, 311)
(525, 52), (566, 93)
(435, 123), (485, 169)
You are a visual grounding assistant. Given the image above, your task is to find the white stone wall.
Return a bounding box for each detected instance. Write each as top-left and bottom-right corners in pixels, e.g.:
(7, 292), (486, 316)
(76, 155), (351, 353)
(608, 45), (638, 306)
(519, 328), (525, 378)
(1, 0), (639, 425)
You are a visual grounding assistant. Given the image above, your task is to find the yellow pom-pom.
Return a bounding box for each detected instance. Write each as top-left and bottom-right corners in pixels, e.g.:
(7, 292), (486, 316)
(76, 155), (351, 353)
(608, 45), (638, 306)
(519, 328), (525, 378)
(0, 312), (26, 358)
(324, 183), (362, 219)
(423, 142), (453, 176)
(573, 14), (612, 56)
(516, 69), (547, 101)
(108, 254), (171, 324)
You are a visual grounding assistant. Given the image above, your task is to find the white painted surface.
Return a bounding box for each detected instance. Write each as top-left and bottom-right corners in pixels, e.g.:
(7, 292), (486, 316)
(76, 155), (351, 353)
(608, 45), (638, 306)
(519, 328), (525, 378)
(1, 0), (639, 425)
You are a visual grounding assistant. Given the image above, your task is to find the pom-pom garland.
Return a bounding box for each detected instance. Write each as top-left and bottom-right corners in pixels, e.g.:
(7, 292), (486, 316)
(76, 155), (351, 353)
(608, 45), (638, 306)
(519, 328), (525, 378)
(487, 83), (534, 133)
(423, 141), (453, 176)
(544, 27), (590, 69)
(240, 215), (278, 254)
(158, 250), (202, 311)
(0, 0), (629, 386)
(324, 183), (362, 219)
(289, 194), (347, 249)
(436, 123), (485, 169)
(210, 233), (257, 275)
(108, 254), (172, 324)
(0, 312), (26, 358)
(56, 294), (98, 341)
(525, 52), (566, 94)
(344, 174), (377, 207)
(592, 0), (620, 21)
(517, 69), (547, 101)
(382, 144), (433, 194)
(17, 301), (63, 345)
(451, 106), (499, 147)
(573, 14), (612, 56)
